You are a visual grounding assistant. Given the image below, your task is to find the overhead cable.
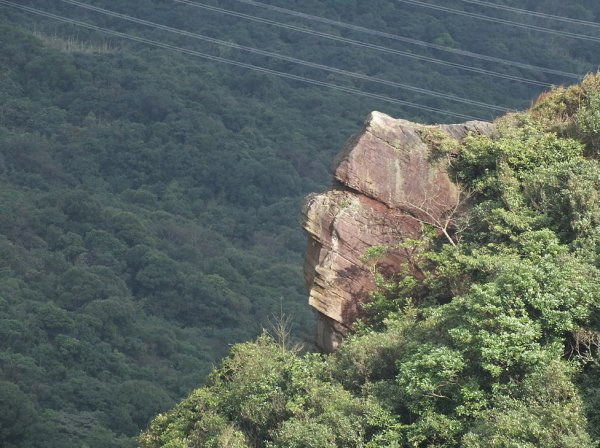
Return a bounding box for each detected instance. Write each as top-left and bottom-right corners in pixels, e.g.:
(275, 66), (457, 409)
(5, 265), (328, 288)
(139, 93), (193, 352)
(173, 0), (553, 87)
(397, 0), (600, 43)
(230, 0), (581, 80)
(59, 0), (511, 112)
(0, 0), (484, 121)
(459, 0), (600, 29)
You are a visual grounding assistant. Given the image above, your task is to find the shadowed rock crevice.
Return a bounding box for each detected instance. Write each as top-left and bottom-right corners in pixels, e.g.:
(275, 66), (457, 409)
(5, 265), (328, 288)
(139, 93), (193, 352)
(302, 111), (494, 352)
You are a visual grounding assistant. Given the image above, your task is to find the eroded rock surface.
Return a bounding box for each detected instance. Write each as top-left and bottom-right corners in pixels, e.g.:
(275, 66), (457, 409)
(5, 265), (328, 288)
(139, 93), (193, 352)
(302, 111), (494, 351)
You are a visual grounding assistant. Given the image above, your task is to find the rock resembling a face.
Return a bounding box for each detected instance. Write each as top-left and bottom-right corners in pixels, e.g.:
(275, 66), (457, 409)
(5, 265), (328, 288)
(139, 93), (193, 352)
(301, 111), (494, 352)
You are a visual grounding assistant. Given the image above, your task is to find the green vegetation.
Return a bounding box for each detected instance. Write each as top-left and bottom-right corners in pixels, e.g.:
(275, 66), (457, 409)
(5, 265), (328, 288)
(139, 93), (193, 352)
(143, 76), (600, 447)
(1, 0), (600, 446)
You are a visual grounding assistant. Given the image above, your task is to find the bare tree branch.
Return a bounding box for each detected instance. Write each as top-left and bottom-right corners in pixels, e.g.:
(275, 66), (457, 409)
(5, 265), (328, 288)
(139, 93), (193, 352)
(397, 184), (473, 246)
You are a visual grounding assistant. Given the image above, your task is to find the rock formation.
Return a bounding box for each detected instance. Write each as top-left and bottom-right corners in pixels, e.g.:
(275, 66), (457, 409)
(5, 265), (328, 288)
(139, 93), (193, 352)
(302, 111), (494, 352)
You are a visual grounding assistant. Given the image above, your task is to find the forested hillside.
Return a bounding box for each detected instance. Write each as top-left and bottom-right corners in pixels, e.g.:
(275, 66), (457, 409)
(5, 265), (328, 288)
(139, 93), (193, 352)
(142, 74), (600, 448)
(1, 1), (599, 447)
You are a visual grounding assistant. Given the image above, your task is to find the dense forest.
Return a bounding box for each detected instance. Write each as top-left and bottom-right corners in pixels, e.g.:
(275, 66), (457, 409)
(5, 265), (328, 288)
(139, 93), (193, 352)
(142, 74), (600, 447)
(1, 0), (599, 447)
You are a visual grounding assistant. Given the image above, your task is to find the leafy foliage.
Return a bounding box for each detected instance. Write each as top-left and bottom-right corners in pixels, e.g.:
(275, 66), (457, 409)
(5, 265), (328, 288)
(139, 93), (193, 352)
(141, 336), (398, 448)
(3, 0), (600, 446)
(144, 74), (600, 446)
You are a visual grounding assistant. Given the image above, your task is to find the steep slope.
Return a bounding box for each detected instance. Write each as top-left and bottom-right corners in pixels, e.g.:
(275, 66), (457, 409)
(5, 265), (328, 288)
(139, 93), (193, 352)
(3, 1), (600, 446)
(142, 74), (600, 447)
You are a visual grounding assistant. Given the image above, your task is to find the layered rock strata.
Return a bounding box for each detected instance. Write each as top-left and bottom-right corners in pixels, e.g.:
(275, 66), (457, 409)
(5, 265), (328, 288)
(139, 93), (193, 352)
(302, 111), (494, 352)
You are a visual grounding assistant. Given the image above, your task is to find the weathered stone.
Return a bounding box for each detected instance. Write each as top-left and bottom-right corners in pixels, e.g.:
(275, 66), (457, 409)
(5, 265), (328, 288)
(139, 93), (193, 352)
(302, 189), (419, 329)
(302, 111), (494, 351)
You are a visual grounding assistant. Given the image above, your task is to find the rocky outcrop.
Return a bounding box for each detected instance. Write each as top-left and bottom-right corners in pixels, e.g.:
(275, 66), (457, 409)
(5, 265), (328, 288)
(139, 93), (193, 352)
(302, 111), (494, 352)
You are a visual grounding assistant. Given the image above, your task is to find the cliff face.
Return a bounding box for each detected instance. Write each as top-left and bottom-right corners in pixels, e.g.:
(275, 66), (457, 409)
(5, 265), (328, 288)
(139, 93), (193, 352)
(302, 111), (494, 351)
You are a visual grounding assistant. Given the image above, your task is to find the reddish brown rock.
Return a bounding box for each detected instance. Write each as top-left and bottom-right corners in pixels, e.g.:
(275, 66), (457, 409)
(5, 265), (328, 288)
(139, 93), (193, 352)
(302, 111), (494, 351)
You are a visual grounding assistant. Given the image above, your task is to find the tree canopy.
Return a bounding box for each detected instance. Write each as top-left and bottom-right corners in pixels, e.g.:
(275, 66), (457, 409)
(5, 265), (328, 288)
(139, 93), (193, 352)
(142, 75), (600, 447)
(1, 0), (600, 446)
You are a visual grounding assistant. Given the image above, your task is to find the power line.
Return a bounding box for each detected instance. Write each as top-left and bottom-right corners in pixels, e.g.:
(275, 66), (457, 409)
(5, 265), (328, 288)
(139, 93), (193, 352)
(59, 0), (511, 113)
(230, 0), (582, 80)
(173, 0), (553, 87)
(0, 0), (483, 122)
(397, 0), (600, 43)
(459, 0), (600, 29)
